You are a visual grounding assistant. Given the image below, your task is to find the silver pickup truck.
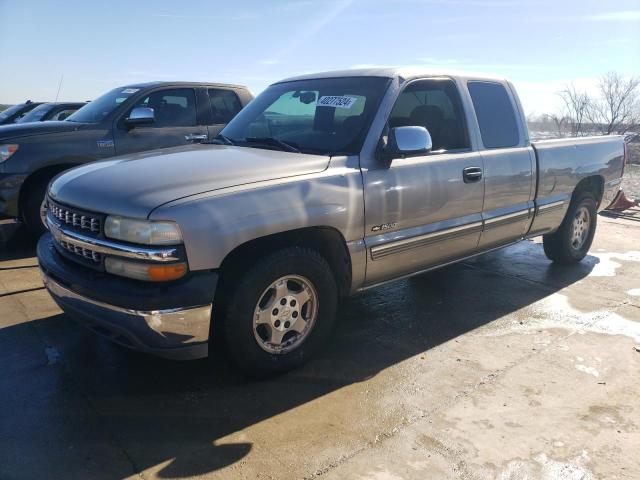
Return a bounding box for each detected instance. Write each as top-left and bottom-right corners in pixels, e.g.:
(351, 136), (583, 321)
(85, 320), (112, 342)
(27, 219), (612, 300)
(37, 68), (626, 376)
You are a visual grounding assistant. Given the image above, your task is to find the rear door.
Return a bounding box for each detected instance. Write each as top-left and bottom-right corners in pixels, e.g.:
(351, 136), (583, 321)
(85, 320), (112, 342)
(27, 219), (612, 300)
(206, 88), (244, 139)
(113, 87), (208, 155)
(467, 81), (535, 248)
(363, 78), (485, 286)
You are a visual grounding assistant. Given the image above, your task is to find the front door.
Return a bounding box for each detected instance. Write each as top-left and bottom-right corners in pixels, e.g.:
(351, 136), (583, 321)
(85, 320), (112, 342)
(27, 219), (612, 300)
(363, 79), (485, 286)
(113, 87), (208, 156)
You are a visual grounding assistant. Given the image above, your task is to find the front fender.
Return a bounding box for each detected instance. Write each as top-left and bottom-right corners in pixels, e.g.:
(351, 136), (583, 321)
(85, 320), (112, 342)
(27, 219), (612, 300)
(149, 165), (365, 271)
(0, 173), (28, 217)
(2, 129), (112, 174)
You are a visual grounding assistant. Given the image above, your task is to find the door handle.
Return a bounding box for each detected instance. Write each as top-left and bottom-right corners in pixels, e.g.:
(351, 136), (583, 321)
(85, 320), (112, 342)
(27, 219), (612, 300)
(463, 166), (483, 183)
(185, 133), (208, 142)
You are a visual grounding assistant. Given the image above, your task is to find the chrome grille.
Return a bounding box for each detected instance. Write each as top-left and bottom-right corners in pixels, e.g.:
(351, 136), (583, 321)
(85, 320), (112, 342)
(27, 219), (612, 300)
(48, 199), (101, 233)
(58, 239), (102, 263)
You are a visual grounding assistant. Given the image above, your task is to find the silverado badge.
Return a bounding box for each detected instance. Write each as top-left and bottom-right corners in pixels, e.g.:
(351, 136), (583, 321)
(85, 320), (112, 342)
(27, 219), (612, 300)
(371, 222), (398, 232)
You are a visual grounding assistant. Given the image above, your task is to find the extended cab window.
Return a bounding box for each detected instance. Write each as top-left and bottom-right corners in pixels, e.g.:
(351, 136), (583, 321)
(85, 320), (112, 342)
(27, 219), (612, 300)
(130, 88), (197, 127)
(209, 89), (242, 124)
(467, 81), (520, 148)
(389, 79), (469, 151)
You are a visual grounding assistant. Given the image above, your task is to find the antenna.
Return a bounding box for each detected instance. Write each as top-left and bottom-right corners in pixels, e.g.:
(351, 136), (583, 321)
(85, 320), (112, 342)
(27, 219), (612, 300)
(54, 74), (64, 103)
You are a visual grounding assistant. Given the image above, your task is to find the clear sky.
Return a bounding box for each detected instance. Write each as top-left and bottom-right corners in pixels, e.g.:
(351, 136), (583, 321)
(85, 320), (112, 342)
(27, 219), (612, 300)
(1, 0), (638, 116)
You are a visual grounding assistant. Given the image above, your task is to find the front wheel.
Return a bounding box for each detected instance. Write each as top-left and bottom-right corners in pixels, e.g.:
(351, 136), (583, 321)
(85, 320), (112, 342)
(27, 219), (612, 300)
(21, 176), (50, 237)
(222, 247), (338, 377)
(543, 193), (597, 265)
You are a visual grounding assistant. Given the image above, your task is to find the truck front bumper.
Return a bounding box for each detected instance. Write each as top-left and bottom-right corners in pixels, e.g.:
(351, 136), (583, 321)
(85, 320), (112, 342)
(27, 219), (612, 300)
(0, 173), (27, 219)
(38, 233), (216, 360)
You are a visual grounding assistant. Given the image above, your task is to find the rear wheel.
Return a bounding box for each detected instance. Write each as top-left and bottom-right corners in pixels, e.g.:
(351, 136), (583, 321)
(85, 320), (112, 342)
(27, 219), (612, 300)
(221, 247), (337, 377)
(543, 193), (597, 265)
(21, 176), (50, 237)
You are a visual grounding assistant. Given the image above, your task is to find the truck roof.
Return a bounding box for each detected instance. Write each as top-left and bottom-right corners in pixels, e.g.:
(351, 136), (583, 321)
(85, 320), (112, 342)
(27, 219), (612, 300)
(119, 81), (250, 90)
(276, 67), (509, 85)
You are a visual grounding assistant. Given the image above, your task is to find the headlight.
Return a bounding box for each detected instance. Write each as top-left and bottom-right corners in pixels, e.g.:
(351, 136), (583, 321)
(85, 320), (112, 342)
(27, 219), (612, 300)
(0, 144), (19, 162)
(105, 258), (187, 282)
(104, 216), (182, 245)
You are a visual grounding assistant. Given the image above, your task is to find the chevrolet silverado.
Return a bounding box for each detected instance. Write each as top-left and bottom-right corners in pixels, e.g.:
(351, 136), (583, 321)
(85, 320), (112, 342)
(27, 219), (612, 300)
(37, 69), (626, 376)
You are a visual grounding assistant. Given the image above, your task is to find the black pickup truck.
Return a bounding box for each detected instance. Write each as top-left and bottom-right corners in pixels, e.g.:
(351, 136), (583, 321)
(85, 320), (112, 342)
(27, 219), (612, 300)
(0, 81), (253, 234)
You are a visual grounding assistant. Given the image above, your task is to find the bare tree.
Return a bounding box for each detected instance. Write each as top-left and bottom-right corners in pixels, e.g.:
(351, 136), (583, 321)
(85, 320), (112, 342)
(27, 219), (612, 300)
(549, 113), (569, 137)
(558, 84), (590, 136)
(587, 72), (640, 134)
(552, 72), (640, 137)
(536, 113), (569, 137)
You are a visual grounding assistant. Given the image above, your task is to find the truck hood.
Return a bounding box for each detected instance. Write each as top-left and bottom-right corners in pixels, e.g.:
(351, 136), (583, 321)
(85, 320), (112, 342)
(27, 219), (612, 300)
(49, 144), (331, 218)
(0, 120), (84, 140)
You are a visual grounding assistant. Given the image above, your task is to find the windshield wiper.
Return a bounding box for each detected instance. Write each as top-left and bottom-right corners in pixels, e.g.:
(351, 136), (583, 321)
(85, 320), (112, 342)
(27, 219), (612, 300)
(207, 134), (236, 145)
(245, 137), (301, 153)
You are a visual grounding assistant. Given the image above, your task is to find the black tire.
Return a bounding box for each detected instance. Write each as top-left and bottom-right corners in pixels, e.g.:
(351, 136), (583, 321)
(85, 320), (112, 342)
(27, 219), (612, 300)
(21, 176), (50, 237)
(543, 193), (597, 265)
(221, 247), (338, 377)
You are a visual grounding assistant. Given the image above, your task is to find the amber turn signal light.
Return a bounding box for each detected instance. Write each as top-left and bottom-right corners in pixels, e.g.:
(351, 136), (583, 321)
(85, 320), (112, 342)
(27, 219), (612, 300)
(147, 263), (188, 282)
(105, 258), (187, 282)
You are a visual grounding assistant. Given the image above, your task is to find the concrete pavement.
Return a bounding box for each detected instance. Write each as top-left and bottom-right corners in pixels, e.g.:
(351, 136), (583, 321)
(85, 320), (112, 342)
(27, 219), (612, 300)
(0, 214), (638, 479)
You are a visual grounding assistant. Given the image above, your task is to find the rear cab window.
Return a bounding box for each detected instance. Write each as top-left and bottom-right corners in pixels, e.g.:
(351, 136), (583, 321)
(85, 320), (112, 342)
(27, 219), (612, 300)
(467, 81), (520, 148)
(208, 89), (243, 124)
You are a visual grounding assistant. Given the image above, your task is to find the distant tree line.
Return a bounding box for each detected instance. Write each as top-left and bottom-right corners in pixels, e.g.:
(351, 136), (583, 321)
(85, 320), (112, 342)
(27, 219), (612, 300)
(528, 72), (640, 138)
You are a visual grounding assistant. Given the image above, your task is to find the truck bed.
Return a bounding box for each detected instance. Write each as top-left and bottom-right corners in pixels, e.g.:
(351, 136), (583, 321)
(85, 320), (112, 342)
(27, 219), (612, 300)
(529, 135), (625, 235)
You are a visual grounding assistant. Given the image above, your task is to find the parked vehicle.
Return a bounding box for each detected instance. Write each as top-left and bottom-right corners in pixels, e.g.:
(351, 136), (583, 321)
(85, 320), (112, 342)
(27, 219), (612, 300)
(15, 102), (87, 123)
(0, 81), (253, 234)
(37, 69), (626, 376)
(0, 100), (43, 125)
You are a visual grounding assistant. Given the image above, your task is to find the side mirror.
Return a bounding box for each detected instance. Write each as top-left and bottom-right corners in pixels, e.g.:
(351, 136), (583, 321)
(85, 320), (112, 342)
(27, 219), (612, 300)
(382, 126), (432, 160)
(58, 112), (70, 121)
(125, 107), (155, 127)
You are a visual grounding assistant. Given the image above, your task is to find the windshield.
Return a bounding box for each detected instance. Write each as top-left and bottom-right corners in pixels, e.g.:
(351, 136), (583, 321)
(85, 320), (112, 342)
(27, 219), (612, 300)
(16, 103), (53, 123)
(67, 87), (139, 123)
(220, 77), (390, 156)
(0, 103), (27, 121)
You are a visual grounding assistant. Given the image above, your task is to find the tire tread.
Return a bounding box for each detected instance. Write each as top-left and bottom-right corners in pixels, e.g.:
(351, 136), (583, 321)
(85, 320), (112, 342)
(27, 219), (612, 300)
(222, 246), (337, 377)
(542, 192), (597, 265)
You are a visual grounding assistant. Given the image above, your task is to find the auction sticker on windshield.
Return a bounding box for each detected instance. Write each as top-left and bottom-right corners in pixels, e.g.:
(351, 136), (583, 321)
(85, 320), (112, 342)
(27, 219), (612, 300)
(317, 96), (357, 109)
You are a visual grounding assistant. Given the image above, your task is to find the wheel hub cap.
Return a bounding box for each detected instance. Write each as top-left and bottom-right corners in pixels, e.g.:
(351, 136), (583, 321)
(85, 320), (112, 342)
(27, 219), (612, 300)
(253, 275), (318, 354)
(570, 206), (590, 251)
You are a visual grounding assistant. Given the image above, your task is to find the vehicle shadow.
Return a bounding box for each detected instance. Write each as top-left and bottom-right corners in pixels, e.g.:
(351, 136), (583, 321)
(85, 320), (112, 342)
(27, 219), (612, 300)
(0, 222), (37, 261)
(0, 240), (598, 479)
